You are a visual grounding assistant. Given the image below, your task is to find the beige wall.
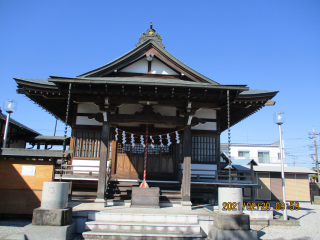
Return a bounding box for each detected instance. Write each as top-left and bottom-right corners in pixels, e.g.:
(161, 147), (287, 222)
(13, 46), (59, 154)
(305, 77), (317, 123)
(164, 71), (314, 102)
(252, 172), (310, 202)
(257, 173), (271, 200)
(0, 159), (54, 214)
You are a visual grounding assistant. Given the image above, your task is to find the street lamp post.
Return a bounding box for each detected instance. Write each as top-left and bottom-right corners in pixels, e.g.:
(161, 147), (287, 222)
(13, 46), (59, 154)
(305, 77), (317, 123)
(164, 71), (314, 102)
(274, 112), (287, 220)
(2, 100), (17, 148)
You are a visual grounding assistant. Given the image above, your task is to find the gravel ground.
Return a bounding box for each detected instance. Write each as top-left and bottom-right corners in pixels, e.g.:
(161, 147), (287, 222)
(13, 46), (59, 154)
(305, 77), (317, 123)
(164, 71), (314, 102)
(0, 202), (320, 239)
(251, 202), (320, 240)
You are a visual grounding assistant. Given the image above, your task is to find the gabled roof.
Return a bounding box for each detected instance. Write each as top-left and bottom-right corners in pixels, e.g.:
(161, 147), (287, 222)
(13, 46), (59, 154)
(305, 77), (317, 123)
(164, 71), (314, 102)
(0, 110), (40, 136)
(77, 40), (220, 85)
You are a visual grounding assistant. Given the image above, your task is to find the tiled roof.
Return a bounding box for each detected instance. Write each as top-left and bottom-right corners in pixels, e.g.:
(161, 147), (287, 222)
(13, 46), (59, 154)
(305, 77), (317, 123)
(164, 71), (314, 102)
(14, 78), (56, 86)
(0, 111), (40, 136)
(240, 89), (278, 95)
(48, 76), (248, 90)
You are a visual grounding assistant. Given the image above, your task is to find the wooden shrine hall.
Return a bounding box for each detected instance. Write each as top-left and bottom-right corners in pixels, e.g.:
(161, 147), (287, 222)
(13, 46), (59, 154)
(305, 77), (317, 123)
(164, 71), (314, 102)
(15, 24), (278, 206)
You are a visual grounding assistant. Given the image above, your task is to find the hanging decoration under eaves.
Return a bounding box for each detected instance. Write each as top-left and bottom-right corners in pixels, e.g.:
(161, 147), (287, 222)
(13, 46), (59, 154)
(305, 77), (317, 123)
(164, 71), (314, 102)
(113, 127), (184, 147)
(122, 131), (126, 145)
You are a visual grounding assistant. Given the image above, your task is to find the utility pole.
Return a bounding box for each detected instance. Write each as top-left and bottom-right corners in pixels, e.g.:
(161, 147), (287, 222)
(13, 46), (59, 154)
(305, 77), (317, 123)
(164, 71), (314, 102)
(309, 127), (320, 181)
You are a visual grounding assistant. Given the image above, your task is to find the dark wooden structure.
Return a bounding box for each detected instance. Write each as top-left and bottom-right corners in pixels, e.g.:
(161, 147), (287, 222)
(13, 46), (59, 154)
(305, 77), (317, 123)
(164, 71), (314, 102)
(14, 25), (278, 205)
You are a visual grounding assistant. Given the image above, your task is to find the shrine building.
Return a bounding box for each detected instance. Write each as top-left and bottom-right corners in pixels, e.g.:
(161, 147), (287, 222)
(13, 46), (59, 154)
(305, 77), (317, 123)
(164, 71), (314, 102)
(14, 24), (278, 206)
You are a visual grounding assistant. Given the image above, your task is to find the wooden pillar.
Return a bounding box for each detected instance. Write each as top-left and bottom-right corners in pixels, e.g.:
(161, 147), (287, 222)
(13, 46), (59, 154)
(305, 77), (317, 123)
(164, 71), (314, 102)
(182, 125), (191, 202)
(96, 121), (110, 200)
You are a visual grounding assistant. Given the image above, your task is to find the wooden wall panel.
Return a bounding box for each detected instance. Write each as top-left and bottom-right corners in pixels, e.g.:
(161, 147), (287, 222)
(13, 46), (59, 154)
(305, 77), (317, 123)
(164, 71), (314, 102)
(0, 189), (42, 214)
(285, 174), (297, 201)
(296, 174), (310, 201)
(0, 159), (54, 215)
(0, 160), (54, 190)
(270, 172), (282, 201)
(257, 173), (271, 200)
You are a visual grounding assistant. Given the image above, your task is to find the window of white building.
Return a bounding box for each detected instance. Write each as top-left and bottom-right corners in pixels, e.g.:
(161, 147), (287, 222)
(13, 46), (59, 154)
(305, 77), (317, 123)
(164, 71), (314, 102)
(258, 152), (270, 163)
(238, 151), (250, 158)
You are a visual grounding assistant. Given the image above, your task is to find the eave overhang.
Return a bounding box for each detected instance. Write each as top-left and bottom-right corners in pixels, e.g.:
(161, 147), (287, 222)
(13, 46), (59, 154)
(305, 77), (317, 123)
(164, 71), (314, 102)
(48, 76), (248, 91)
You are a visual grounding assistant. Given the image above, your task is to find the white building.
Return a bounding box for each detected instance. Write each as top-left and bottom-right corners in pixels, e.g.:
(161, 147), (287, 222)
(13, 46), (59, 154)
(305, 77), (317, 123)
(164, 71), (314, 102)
(220, 141), (286, 166)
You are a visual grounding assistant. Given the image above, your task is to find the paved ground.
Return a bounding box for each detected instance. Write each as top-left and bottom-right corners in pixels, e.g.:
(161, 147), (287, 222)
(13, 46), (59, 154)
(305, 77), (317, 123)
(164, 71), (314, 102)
(1, 202), (320, 239)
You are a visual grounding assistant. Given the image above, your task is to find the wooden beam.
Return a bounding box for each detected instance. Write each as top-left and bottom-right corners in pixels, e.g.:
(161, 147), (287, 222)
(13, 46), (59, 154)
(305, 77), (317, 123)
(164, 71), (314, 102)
(148, 61), (152, 73)
(108, 114), (185, 126)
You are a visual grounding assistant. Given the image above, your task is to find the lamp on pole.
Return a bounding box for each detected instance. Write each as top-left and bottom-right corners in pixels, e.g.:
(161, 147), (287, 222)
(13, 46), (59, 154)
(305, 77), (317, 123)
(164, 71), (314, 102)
(2, 100), (17, 148)
(274, 112), (287, 220)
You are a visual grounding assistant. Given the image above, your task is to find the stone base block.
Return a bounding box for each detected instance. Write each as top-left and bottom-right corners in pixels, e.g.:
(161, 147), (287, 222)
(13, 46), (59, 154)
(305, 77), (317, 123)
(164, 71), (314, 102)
(131, 187), (160, 208)
(313, 196), (320, 205)
(243, 207), (273, 220)
(209, 226), (258, 240)
(24, 222), (76, 240)
(181, 201), (192, 210)
(213, 211), (250, 231)
(32, 208), (72, 226)
(94, 198), (107, 208)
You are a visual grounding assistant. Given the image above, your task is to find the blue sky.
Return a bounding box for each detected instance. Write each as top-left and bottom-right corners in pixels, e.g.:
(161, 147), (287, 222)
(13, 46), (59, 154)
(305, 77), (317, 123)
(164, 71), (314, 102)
(1, 1), (319, 168)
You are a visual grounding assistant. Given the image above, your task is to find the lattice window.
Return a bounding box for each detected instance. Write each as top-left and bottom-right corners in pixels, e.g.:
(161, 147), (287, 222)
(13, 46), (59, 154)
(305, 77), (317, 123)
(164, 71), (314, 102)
(74, 131), (101, 158)
(191, 136), (216, 163)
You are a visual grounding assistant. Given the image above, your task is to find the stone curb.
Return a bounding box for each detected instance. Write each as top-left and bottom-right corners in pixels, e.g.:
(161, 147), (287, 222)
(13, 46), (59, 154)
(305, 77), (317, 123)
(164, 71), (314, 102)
(250, 218), (300, 226)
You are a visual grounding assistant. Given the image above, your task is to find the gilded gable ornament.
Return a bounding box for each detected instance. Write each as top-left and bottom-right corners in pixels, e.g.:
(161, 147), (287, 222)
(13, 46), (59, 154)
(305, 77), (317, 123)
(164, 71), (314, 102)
(136, 22), (165, 48)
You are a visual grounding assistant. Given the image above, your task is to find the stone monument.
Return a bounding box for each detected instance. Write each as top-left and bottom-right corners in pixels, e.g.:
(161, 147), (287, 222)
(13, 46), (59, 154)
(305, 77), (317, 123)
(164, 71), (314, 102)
(131, 187), (160, 208)
(24, 182), (76, 240)
(209, 187), (258, 240)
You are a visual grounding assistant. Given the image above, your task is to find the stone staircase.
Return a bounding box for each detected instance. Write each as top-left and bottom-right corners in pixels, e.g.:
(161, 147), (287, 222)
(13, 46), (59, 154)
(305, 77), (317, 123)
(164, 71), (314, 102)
(82, 211), (205, 239)
(107, 180), (182, 207)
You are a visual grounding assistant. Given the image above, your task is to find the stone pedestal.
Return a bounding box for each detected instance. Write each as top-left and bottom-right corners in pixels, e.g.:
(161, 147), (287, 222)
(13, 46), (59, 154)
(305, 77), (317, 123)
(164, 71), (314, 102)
(131, 187), (160, 208)
(32, 208), (72, 226)
(25, 223), (76, 240)
(27, 182), (75, 240)
(209, 225), (258, 240)
(181, 201), (192, 210)
(313, 196), (320, 205)
(208, 187), (257, 240)
(94, 197), (107, 208)
(213, 211), (250, 231)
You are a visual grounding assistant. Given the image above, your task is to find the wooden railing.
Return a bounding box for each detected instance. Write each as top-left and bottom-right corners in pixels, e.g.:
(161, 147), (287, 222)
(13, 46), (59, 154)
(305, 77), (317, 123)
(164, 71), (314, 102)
(55, 164), (111, 183)
(191, 169), (254, 183)
(55, 165), (99, 176)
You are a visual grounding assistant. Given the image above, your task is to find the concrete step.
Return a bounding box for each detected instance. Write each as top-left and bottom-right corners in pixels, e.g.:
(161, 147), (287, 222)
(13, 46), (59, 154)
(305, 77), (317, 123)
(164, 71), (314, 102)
(85, 221), (201, 235)
(88, 212), (198, 224)
(82, 231), (204, 239)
